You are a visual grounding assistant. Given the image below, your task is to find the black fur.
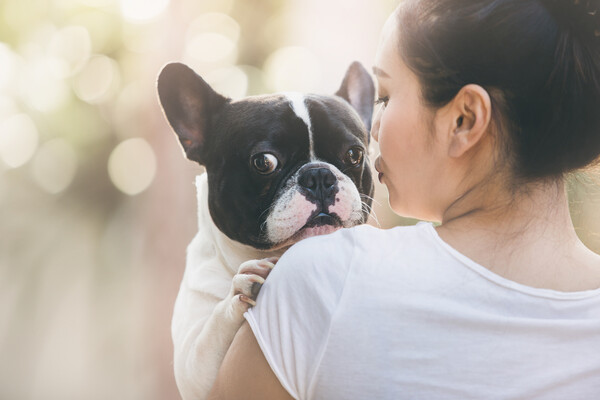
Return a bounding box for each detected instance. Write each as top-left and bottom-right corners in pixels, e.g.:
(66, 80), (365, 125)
(158, 62), (375, 249)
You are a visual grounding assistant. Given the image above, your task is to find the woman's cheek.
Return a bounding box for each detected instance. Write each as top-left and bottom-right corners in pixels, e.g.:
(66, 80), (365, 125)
(371, 107), (382, 142)
(377, 112), (394, 154)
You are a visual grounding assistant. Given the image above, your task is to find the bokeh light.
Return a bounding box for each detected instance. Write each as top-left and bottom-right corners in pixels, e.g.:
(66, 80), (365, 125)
(80, 0), (116, 7)
(70, 10), (121, 55)
(31, 138), (78, 194)
(0, 44), (19, 93)
(73, 55), (120, 104)
(113, 81), (147, 139)
(47, 26), (92, 77)
(19, 57), (70, 113)
(0, 113), (39, 168)
(186, 12), (240, 44)
(119, 0), (170, 23)
(180, 13), (241, 74)
(186, 33), (237, 64)
(122, 22), (166, 53)
(0, 96), (19, 119)
(107, 138), (156, 195)
(2, 0), (599, 398)
(204, 66), (248, 99)
(264, 46), (322, 92)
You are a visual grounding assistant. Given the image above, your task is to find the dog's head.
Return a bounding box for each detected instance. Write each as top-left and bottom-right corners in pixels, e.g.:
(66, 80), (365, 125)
(157, 62), (375, 250)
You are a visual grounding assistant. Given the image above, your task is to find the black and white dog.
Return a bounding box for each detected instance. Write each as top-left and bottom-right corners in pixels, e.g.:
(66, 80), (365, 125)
(157, 61), (375, 399)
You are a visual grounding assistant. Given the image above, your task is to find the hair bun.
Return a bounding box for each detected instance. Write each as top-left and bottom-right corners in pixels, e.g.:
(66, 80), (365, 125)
(543, 0), (600, 40)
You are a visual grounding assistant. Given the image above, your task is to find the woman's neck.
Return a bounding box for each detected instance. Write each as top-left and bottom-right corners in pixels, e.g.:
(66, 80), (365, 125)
(436, 177), (600, 291)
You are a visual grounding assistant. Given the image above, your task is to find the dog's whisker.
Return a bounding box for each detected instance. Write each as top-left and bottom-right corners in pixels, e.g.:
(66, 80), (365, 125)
(360, 199), (381, 227)
(164, 60), (378, 400)
(360, 193), (382, 208)
(359, 194), (379, 213)
(369, 210), (382, 227)
(361, 200), (372, 214)
(258, 203), (280, 234)
(258, 203), (276, 222)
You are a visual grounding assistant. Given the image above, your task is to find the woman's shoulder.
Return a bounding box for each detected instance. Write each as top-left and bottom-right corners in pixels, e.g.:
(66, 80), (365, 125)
(288, 221), (436, 254)
(276, 221), (441, 284)
(351, 221), (437, 246)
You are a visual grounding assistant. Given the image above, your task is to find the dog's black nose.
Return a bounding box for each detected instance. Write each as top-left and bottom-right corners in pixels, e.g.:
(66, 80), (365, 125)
(299, 167), (337, 201)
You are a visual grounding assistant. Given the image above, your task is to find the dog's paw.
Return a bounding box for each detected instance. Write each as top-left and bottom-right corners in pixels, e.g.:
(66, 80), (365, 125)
(228, 257), (278, 312)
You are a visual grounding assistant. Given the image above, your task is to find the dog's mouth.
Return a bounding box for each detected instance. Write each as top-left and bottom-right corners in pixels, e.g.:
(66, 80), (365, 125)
(303, 212), (342, 228)
(263, 168), (365, 250)
(290, 211), (343, 242)
(268, 211), (343, 250)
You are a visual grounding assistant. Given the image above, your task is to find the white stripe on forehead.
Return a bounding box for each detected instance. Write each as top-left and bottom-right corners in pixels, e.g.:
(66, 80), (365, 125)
(284, 92), (315, 160)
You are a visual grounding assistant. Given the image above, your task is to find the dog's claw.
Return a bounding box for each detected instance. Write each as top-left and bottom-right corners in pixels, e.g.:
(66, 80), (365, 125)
(258, 260), (276, 269)
(263, 257), (279, 266)
(231, 258), (277, 310)
(239, 295), (256, 306)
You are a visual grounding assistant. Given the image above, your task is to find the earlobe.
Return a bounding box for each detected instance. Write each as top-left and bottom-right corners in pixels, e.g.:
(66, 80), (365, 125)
(447, 84), (491, 158)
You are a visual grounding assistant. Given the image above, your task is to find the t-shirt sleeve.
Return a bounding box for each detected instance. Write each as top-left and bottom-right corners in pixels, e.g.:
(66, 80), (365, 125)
(244, 228), (356, 400)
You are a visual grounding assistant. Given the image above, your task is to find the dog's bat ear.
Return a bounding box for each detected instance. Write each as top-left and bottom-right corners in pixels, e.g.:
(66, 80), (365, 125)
(335, 61), (376, 142)
(157, 62), (229, 165)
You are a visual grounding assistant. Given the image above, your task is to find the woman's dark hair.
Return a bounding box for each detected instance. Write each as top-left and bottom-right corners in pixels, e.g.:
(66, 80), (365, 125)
(396, 0), (600, 180)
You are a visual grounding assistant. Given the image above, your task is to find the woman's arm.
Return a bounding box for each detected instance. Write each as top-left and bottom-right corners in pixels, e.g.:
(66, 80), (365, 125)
(207, 322), (295, 400)
(208, 230), (356, 399)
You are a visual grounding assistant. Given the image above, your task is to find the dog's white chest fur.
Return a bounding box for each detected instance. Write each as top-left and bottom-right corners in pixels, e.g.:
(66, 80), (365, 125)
(159, 60), (375, 399)
(171, 173), (284, 399)
(173, 173), (284, 323)
(183, 174), (280, 294)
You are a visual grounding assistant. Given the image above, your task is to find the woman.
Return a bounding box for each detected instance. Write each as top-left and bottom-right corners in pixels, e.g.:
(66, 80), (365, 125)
(209, 0), (600, 398)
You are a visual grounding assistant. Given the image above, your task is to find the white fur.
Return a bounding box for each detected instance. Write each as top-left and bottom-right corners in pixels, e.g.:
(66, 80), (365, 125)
(172, 174), (284, 399)
(173, 167), (364, 399)
(284, 92), (316, 160)
(265, 162), (364, 245)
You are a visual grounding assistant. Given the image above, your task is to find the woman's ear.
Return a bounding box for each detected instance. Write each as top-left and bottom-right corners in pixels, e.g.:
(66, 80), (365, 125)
(446, 84), (492, 158)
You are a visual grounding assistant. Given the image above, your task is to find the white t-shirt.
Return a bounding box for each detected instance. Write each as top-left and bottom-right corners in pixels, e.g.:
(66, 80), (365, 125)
(245, 222), (600, 400)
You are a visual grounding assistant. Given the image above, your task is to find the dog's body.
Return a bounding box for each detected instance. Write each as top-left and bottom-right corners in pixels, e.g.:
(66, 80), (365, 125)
(158, 62), (375, 399)
(172, 173), (286, 398)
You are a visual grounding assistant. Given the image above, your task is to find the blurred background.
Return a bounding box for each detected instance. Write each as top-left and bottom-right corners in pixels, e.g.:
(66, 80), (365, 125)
(0, 0), (599, 398)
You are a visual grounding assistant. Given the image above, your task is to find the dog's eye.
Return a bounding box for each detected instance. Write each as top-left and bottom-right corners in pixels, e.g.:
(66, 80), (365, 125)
(344, 147), (364, 167)
(252, 153), (279, 174)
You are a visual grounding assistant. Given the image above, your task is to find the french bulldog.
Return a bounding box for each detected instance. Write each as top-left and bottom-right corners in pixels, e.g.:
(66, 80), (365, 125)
(157, 61), (375, 400)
